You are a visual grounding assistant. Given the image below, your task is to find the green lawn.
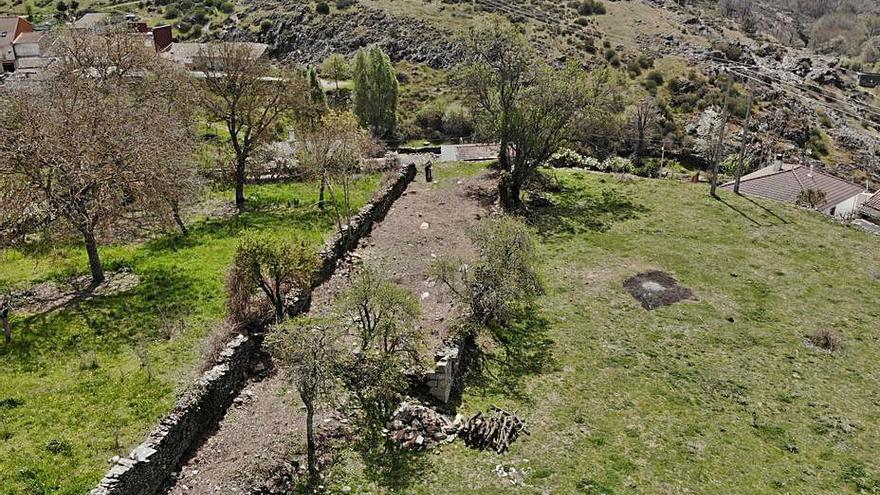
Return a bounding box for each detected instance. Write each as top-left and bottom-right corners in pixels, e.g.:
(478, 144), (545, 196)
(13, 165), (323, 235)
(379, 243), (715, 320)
(331, 169), (880, 494)
(0, 178), (378, 495)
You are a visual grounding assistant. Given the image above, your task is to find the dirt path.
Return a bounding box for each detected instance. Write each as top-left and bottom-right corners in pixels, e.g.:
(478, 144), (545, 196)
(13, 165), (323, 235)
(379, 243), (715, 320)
(166, 162), (496, 494)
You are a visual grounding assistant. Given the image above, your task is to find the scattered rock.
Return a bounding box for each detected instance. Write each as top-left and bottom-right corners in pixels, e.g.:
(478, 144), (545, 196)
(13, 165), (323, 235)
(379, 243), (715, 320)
(385, 401), (456, 450)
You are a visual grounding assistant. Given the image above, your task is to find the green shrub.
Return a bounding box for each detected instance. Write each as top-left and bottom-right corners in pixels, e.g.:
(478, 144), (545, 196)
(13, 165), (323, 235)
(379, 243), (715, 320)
(415, 101), (444, 136)
(603, 156), (633, 173)
(315, 1), (329, 14)
(576, 0), (605, 15)
(646, 70), (664, 86)
(442, 102), (474, 137)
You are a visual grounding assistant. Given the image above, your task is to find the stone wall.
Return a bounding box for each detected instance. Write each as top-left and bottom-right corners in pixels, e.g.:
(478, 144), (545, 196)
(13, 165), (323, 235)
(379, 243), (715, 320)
(422, 332), (478, 407)
(90, 163), (417, 495)
(425, 343), (460, 404)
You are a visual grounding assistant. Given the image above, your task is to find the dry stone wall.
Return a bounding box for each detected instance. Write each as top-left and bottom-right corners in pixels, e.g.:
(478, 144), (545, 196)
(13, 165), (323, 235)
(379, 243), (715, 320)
(90, 164), (416, 495)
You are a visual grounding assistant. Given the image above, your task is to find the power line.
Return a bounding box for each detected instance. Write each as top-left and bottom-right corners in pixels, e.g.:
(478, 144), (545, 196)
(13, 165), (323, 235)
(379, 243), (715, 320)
(727, 67), (880, 125)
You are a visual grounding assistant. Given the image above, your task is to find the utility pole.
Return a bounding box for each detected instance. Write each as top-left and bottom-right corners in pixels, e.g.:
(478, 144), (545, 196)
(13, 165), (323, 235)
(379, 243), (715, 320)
(710, 78), (732, 198)
(733, 79), (754, 194)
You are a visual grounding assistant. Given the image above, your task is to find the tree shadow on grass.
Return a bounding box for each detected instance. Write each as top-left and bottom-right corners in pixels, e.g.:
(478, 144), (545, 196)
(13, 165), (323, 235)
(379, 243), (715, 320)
(349, 416), (431, 493)
(2, 265), (197, 363)
(143, 203), (337, 255)
(466, 305), (556, 403)
(357, 442), (432, 493)
(530, 182), (648, 238)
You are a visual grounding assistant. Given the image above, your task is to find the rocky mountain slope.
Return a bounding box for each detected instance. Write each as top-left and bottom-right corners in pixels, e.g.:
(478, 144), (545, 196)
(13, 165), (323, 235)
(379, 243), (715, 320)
(213, 0), (880, 183)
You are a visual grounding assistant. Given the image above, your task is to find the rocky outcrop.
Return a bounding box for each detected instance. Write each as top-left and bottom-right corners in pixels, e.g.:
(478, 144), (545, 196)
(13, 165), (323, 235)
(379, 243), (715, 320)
(221, 5), (464, 68)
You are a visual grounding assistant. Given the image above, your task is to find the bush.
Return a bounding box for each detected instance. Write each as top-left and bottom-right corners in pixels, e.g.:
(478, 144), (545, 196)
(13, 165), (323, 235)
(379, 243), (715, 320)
(807, 329), (843, 353)
(603, 156), (633, 174)
(442, 102), (474, 137)
(415, 102), (444, 134)
(433, 216), (542, 331)
(576, 0), (605, 16)
(646, 70), (664, 86)
(315, 1), (329, 14)
(796, 188), (827, 209)
(217, 1), (233, 13)
(227, 231), (319, 325)
(335, 0), (355, 8)
(626, 59), (642, 78)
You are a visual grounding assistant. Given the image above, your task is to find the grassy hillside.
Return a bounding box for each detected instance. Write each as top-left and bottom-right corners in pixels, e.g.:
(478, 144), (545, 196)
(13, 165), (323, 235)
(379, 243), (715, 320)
(0, 178), (378, 495)
(331, 167), (880, 494)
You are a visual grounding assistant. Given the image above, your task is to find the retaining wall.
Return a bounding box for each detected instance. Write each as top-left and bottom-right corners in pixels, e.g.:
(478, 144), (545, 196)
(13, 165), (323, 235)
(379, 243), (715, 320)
(91, 163), (417, 495)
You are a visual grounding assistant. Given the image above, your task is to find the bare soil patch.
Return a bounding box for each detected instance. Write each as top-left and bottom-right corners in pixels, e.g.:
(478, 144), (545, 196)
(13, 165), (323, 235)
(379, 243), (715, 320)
(623, 270), (695, 310)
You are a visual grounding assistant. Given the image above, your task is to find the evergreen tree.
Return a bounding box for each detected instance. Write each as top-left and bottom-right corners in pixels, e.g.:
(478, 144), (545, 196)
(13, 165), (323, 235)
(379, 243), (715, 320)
(352, 45), (398, 139)
(306, 66), (327, 109)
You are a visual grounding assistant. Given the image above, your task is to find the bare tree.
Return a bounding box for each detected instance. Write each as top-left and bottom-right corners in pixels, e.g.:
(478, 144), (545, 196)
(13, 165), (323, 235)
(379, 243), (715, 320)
(0, 29), (197, 284)
(196, 43), (308, 211)
(295, 111), (370, 228)
(265, 317), (340, 491)
(629, 97), (659, 168)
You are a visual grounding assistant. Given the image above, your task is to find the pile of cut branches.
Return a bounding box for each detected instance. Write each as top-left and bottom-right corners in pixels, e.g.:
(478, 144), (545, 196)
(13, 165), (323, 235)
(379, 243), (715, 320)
(458, 406), (528, 454)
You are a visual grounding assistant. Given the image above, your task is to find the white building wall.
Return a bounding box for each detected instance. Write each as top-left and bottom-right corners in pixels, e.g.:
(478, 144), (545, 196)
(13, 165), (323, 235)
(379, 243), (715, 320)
(829, 192), (873, 218)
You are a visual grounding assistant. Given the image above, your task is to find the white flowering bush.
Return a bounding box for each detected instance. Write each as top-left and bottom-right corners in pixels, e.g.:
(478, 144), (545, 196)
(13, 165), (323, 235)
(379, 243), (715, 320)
(547, 148), (588, 168)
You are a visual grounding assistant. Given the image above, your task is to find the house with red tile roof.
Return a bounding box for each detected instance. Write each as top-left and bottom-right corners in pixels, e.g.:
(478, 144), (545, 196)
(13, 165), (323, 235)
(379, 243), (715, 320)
(0, 16), (34, 73)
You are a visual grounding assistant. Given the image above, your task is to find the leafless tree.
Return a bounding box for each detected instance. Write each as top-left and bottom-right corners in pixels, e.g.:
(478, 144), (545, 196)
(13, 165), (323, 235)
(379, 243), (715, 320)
(195, 43), (309, 211)
(295, 111), (370, 226)
(0, 29), (197, 284)
(629, 97), (659, 168)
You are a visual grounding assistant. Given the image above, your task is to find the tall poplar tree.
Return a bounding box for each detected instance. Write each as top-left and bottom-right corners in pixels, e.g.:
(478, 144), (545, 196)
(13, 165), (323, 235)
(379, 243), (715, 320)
(306, 66), (327, 109)
(352, 45), (398, 139)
